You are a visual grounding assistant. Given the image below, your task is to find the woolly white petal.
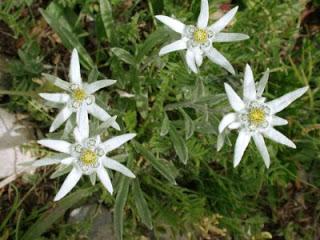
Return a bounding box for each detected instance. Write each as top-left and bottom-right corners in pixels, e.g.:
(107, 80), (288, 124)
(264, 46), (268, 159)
(197, 0), (209, 28)
(32, 154), (64, 167)
(267, 86), (308, 114)
(61, 157), (75, 165)
(209, 6), (239, 33)
(49, 106), (73, 132)
(243, 64), (256, 101)
(42, 73), (70, 91)
(54, 168), (82, 201)
(39, 93), (70, 103)
(224, 83), (245, 112)
(97, 167), (113, 194)
(159, 39), (187, 56)
(73, 127), (82, 143)
(217, 131), (226, 152)
(233, 130), (251, 167)
(205, 47), (235, 75)
(263, 127), (296, 148)
(101, 133), (136, 153)
(88, 103), (120, 130)
(252, 133), (270, 168)
(219, 112), (237, 133)
(69, 49), (82, 84)
(193, 47), (203, 67)
(76, 103), (89, 140)
(271, 116), (288, 126)
(85, 80), (117, 94)
(256, 68), (270, 97)
(102, 157), (135, 178)
(38, 139), (72, 154)
(228, 122), (241, 129)
(212, 33), (249, 42)
(155, 15), (186, 34)
(186, 50), (198, 73)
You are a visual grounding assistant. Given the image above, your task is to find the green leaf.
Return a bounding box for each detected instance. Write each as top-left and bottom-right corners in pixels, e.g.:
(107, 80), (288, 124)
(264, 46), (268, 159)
(21, 188), (95, 240)
(164, 94), (227, 111)
(160, 113), (170, 136)
(40, 2), (94, 70)
(179, 108), (195, 140)
(114, 174), (130, 240)
(136, 28), (169, 62)
(132, 141), (176, 184)
(169, 124), (188, 164)
(99, 0), (116, 44)
(88, 66), (99, 83)
(149, 0), (164, 14)
(111, 47), (136, 66)
(132, 180), (153, 229)
(50, 164), (73, 179)
(193, 78), (205, 100)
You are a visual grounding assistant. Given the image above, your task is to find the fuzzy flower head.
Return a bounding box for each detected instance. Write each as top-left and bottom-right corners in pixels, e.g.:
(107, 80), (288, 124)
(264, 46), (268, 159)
(35, 115), (135, 201)
(40, 48), (120, 132)
(218, 64), (308, 168)
(156, 0), (249, 74)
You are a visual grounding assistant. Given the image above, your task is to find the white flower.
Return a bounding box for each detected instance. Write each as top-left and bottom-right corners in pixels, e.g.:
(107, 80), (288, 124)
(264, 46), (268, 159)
(155, 1), (249, 74)
(40, 48), (120, 132)
(218, 64), (308, 168)
(35, 113), (135, 201)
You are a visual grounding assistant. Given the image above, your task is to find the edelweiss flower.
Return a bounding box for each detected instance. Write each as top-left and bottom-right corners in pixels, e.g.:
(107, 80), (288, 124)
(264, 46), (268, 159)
(35, 113), (135, 201)
(40, 49), (120, 132)
(156, 0), (249, 74)
(219, 64), (308, 168)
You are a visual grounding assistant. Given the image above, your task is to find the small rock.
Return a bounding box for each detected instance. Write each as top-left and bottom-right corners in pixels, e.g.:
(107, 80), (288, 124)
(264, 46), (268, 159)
(69, 204), (115, 240)
(0, 108), (35, 180)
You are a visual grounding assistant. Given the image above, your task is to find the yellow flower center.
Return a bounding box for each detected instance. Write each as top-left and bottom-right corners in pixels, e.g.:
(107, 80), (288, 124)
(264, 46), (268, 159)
(248, 108), (266, 125)
(80, 149), (97, 165)
(193, 29), (208, 43)
(72, 88), (86, 102)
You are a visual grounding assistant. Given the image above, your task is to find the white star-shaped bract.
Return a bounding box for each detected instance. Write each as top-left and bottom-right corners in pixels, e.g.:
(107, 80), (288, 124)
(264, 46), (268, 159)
(218, 64), (308, 168)
(40, 48), (120, 132)
(35, 113), (135, 201)
(156, 0), (249, 74)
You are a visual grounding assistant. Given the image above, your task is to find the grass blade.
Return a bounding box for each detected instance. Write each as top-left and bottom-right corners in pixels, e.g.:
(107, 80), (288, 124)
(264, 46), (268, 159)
(132, 141), (177, 184)
(132, 180), (153, 229)
(114, 175), (130, 240)
(169, 124), (188, 164)
(40, 2), (94, 70)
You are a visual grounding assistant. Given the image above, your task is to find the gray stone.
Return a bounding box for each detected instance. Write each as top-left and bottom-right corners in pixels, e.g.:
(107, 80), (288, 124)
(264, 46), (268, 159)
(69, 204), (115, 240)
(0, 108), (35, 180)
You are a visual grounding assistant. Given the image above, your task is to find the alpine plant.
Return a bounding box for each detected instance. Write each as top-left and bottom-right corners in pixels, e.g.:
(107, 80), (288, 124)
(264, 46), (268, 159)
(35, 113), (136, 201)
(40, 49), (120, 132)
(156, 0), (249, 74)
(218, 64), (308, 168)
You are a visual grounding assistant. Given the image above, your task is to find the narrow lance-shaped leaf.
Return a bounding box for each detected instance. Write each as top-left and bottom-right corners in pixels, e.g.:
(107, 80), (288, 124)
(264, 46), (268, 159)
(179, 108), (195, 140)
(99, 0), (116, 45)
(160, 113), (170, 136)
(111, 47), (136, 66)
(136, 28), (169, 62)
(132, 141), (176, 184)
(40, 3), (94, 70)
(88, 66), (99, 83)
(132, 180), (153, 229)
(114, 170), (130, 240)
(169, 124), (189, 164)
(193, 78), (206, 100)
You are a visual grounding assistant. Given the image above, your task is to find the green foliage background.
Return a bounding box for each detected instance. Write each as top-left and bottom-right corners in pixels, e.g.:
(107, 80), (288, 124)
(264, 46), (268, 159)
(0, 0), (320, 239)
